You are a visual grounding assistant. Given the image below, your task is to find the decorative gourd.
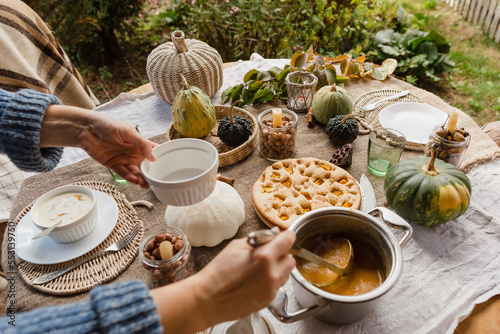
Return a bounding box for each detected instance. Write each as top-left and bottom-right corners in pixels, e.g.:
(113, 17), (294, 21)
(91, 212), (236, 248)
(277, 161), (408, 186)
(146, 30), (223, 104)
(384, 156), (471, 226)
(217, 100), (252, 147)
(311, 84), (353, 125)
(325, 114), (359, 145)
(171, 73), (216, 138)
(165, 181), (245, 247)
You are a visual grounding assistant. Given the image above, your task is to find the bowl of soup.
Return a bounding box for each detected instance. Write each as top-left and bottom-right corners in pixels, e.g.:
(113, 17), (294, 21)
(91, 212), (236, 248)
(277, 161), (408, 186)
(31, 185), (98, 243)
(141, 138), (219, 206)
(267, 207), (412, 325)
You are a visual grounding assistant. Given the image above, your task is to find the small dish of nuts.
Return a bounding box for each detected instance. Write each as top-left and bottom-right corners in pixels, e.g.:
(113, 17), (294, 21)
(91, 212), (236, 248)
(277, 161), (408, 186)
(139, 227), (195, 287)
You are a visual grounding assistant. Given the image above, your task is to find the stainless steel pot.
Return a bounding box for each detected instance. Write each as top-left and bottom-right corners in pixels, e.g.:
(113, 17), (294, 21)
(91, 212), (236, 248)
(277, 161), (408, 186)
(268, 207), (412, 325)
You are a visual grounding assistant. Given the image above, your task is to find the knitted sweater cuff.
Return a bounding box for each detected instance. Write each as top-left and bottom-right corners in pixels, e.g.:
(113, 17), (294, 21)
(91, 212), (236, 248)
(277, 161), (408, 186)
(90, 280), (162, 334)
(0, 89), (63, 172)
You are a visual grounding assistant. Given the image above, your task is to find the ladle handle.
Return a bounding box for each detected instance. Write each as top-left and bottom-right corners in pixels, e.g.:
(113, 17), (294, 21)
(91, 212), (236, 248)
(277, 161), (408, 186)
(247, 229), (279, 247)
(367, 207), (413, 247)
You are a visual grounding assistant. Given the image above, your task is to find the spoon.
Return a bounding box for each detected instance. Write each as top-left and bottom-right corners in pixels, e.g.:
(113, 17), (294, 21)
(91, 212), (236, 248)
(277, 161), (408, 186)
(32, 220), (64, 240)
(362, 90), (410, 111)
(247, 229), (354, 286)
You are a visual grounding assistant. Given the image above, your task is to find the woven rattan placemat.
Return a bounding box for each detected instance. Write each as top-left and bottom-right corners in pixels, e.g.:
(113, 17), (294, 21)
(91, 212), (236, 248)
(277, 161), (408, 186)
(352, 89), (425, 151)
(14, 181), (144, 295)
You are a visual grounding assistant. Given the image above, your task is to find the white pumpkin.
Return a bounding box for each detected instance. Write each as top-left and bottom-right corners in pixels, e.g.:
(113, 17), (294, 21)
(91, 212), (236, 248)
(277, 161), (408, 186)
(164, 181), (245, 247)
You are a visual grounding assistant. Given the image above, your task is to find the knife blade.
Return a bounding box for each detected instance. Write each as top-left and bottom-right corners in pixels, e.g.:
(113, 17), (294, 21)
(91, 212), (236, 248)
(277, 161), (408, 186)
(360, 174), (377, 212)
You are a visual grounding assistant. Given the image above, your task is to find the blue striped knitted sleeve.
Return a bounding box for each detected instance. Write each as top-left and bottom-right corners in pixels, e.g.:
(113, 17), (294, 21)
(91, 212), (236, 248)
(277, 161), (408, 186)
(0, 280), (162, 333)
(0, 88), (63, 172)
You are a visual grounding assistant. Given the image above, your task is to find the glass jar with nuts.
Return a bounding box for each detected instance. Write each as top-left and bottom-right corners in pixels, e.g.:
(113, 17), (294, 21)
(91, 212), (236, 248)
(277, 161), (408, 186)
(139, 227), (195, 288)
(258, 108), (298, 161)
(424, 125), (471, 168)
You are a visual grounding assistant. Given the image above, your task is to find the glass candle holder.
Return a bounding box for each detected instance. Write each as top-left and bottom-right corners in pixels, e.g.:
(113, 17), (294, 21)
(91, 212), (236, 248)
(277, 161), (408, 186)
(285, 71), (318, 112)
(258, 108), (298, 161)
(140, 226), (195, 288)
(424, 125), (471, 168)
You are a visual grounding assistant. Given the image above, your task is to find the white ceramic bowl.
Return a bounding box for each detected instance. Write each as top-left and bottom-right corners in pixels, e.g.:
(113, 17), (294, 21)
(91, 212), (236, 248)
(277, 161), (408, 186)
(31, 185), (98, 243)
(141, 138), (219, 206)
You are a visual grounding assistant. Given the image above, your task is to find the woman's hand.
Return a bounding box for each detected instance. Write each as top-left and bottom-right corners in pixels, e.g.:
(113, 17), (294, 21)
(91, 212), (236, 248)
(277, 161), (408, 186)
(151, 229), (296, 333)
(40, 105), (157, 188)
(76, 112), (157, 188)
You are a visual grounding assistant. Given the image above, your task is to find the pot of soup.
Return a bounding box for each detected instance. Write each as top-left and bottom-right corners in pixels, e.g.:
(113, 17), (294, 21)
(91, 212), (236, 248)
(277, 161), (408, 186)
(268, 207), (412, 325)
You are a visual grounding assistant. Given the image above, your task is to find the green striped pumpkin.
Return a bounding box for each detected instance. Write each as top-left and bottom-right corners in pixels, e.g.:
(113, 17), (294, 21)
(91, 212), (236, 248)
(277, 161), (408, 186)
(384, 156), (471, 226)
(172, 74), (216, 138)
(311, 84), (353, 125)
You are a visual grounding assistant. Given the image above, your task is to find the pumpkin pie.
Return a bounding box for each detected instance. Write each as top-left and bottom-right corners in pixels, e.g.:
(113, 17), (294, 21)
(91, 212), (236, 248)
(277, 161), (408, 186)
(252, 158), (362, 229)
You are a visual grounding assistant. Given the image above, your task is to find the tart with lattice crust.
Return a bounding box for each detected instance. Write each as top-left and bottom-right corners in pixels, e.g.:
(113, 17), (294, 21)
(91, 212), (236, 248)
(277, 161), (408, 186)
(252, 158), (362, 229)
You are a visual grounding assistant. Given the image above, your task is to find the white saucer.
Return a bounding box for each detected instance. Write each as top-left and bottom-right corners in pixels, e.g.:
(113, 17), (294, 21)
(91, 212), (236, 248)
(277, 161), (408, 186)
(378, 102), (448, 144)
(206, 312), (276, 334)
(15, 191), (119, 265)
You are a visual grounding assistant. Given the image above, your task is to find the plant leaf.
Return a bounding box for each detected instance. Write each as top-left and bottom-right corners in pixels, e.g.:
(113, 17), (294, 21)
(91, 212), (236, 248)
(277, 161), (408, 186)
(243, 69), (260, 83)
(277, 68), (292, 86)
(230, 84), (244, 102)
(253, 88), (275, 104)
(381, 58), (398, 75)
(290, 51), (307, 69)
(371, 66), (389, 80)
(249, 80), (264, 93)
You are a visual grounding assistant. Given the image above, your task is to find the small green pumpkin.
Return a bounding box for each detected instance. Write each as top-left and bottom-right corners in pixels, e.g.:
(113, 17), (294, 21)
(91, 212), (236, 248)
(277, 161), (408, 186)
(172, 74), (216, 138)
(384, 156), (471, 226)
(311, 84), (353, 125)
(325, 114), (359, 146)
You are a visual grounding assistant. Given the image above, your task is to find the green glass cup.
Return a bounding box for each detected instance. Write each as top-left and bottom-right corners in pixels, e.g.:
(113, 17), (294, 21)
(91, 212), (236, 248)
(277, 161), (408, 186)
(367, 128), (406, 176)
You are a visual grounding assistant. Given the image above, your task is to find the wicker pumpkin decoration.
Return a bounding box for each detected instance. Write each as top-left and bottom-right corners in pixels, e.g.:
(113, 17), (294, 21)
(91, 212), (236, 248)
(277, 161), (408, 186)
(146, 30), (223, 104)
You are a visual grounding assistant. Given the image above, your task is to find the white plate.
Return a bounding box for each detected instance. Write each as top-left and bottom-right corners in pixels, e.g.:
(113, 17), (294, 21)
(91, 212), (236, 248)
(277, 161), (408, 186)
(15, 191), (119, 265)
(203, 312), (275, 334)
(378, 102), (448, 144)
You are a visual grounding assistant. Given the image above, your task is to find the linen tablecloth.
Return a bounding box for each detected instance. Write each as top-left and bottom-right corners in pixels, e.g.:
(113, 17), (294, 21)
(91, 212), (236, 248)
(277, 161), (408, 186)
(3, 54), (500, 334)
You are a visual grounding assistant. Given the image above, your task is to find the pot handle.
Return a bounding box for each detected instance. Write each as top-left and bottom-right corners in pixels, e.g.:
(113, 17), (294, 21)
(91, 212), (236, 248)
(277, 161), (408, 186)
(267, 287), (329, 323)
(367, 207), (413, 248)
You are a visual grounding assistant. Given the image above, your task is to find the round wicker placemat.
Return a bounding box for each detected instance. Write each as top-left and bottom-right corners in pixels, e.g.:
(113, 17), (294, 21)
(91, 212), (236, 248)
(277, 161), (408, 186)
(168, 105), (258, 167)
(352, 89), (424, 151)
(15, 181), (144, 295)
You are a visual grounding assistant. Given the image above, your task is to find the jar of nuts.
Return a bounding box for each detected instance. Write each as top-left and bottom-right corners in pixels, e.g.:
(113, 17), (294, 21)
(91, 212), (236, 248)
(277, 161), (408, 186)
(424, 125), (471, 168)
(258, 108), (298, 161)
(139, 227), (195, 287)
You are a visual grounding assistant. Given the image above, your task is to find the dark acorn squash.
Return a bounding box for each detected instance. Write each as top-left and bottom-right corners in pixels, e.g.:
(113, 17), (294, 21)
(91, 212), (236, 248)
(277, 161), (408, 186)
(384, 156), (471, 226)
(325, 114), (359, 146)
(217, 101), (252, 147)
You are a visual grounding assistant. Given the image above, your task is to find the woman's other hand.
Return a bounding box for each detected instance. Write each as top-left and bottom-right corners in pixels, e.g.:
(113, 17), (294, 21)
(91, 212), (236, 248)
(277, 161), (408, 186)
(40, 105), (157, 188)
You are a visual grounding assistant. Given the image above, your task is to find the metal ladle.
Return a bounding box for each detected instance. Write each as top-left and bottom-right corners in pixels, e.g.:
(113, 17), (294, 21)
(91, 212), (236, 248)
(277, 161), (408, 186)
(247, 229), (354, 286)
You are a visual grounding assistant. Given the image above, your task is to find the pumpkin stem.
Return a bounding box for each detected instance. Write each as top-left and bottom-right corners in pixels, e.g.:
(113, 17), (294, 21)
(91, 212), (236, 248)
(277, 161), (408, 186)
(423, 148), (440, 176)
(171, 30), (189, 53)
(179, 73), (190, 90)
(229, 100), (243, 123)
(342, 114), (356, 123)
(329, 84), (338, 92)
